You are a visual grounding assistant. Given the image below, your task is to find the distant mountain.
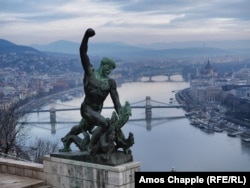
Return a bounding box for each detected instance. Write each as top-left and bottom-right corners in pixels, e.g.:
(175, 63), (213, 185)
(30, 40), (144, 56)
(0, 39), (39, 54)
(30, 39), (250, 59)
(98, 46), (247, 59)
(136, 40), (250, 50)
(126, 47), (231, 59)
(31, 40), (78, 54)
(0, 39), (16, 46)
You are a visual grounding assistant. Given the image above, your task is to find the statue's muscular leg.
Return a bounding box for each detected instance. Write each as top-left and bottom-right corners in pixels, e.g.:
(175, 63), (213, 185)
(60, 119), (86, 152)
(61, 125), (82, 142)
(81, 105), (109, 153)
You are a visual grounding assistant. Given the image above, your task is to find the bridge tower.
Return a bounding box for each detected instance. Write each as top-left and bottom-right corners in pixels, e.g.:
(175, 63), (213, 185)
(50, 100), (56, 123)
(145, 96), (152, 130)
(168, 74), (171, 81)
(149, 76), (153, 82)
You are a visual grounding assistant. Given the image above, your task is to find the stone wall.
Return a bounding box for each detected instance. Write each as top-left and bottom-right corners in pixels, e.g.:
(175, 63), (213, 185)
(43, 155), (141, 188)
(0, 158), (44, 180)
(0, 156), (141, 188)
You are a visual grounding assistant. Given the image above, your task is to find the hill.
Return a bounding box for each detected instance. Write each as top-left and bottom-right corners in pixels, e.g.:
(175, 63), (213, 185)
(30, 40), (144, 56)
(136, 40), (250, 50)
(30, 40), (250, 59)
(0, 39), (39, 54)
(1, 38), (248, 59)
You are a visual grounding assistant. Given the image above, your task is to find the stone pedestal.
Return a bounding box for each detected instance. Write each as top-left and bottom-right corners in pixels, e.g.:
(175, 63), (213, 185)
(43, 155), (141, 188)
(50, 150), (133, 166)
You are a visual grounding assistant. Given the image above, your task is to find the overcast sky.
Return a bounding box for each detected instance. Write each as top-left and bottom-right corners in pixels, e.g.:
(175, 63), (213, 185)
(1, 0), (249, 45)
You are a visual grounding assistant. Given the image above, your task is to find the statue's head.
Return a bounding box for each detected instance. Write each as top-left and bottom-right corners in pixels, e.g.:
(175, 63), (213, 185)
(100, 57), (116, 69)
(99, 57), (116, 77)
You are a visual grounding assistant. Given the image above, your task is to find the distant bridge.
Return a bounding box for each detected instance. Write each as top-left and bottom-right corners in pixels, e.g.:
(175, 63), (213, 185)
(21, 114), (186, 134)
(29, 104), (183, 113)
(27, 96), (184, 114)
(135, 68), (183, 81)
(24, 96), (186, 132)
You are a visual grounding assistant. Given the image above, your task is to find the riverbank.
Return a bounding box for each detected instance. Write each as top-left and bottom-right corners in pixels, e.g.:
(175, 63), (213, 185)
(175, 88), (250, 140)
(19, 86), (83, 113)
(176, 88), (250, 126)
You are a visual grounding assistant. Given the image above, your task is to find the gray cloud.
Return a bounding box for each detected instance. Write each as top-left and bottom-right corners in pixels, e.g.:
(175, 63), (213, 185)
(0, 0), (249, 44)
(1, 0), (68, 12)
(0, 0), (78, 23)
(94, 0), (250, 30)
(119, 0), (250, 21)
(2, 0), (249, 22)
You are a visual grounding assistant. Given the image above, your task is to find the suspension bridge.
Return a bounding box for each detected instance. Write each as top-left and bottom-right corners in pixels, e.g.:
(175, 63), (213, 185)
(23, 96), (186, 132)
(27, 96), (184, 116)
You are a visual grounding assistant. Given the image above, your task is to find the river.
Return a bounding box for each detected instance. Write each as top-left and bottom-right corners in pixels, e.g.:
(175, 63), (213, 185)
(26, 75), (250, 172)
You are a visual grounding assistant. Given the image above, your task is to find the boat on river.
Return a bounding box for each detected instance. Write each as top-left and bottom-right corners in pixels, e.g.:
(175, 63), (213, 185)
(214, 126), (223, 133)
(198, 120), (214, 130)
(190, 119), (200, 126)
(227, 131), (244, 137)
(241, 138), (250, 143)
(185, 111), (198, 117)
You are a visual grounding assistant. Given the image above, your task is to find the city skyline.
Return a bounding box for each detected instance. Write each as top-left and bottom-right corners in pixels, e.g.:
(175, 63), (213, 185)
(1, 0), (250, 45)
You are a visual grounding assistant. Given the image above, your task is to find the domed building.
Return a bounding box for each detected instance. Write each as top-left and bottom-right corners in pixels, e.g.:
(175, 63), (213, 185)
(204, 59), (213, 76)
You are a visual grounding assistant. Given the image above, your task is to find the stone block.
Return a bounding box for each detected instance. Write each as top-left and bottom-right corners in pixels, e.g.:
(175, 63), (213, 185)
(43, 155), (141, 188)
(50, 150), (133, 166)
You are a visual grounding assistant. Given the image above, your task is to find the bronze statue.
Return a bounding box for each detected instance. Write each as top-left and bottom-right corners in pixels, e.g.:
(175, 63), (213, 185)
(59, 28), (134, 162)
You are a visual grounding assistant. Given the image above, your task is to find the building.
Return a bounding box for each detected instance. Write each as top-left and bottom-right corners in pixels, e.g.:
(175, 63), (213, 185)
(191, 85), (222, 103)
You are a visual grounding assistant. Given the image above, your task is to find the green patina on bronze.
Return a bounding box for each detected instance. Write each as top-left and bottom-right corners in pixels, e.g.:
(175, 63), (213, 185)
(56, 28), (134, 165)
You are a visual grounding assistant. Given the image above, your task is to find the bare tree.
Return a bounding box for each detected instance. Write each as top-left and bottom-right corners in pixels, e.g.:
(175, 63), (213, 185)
(0, 103), (30, 158)
(29, 138), (59, 163)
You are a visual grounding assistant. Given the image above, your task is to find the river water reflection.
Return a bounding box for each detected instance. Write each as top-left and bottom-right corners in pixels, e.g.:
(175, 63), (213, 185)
(27, 75), (250, 171)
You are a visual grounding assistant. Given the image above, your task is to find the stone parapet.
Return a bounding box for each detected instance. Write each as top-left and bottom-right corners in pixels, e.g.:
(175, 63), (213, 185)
(43, 155), (141, 188)
(0, 158), (44, 180)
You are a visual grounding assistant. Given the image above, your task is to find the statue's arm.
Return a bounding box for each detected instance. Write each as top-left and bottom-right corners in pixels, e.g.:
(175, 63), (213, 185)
(79, 28), (95, 72)
(110, 79), (122, 114)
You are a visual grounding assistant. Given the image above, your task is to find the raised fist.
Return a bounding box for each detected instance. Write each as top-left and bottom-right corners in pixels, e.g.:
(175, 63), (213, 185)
(85, 28), (95, 37)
